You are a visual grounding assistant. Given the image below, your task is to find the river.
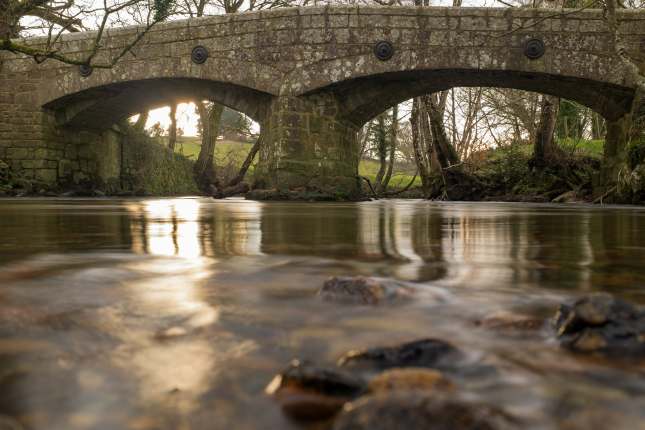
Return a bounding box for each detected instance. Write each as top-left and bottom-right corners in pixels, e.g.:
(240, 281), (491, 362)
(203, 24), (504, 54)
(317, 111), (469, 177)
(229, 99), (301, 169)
(0, 198), (644, 430)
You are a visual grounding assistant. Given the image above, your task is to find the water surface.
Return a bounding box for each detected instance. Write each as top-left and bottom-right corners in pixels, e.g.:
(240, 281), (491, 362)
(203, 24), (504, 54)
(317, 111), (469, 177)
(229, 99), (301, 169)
(0, 198), (644, 429)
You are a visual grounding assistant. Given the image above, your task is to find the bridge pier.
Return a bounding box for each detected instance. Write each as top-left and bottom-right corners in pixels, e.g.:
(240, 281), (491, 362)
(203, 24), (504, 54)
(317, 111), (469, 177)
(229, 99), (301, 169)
(254, 94), (362, 199)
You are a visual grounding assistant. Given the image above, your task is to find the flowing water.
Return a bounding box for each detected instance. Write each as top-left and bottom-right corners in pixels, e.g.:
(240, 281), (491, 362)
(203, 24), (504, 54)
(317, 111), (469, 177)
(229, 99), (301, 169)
(0, 198), (644, 430)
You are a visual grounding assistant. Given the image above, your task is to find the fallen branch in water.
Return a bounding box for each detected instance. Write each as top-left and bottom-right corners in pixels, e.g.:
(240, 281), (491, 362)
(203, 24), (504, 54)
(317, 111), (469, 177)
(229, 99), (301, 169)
(593, 185), (617, 205)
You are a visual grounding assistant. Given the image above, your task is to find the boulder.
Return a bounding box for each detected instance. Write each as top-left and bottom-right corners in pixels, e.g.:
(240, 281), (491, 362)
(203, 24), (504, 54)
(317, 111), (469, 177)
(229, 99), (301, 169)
(319, 277), (415, 305)
(338, 338), (462, 372)
(552, 293), (645, 355)
(367, 368), (455, 394)
(0, 415), (24, 430)
(265, 360), (366, 421)
(475, 311), (545, 332)
(332, 392), (516, 430)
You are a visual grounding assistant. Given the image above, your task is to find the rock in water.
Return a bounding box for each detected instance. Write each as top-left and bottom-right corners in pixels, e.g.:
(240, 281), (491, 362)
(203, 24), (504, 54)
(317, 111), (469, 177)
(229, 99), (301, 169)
(367, 368), (456, 394)
(265, 360), (366, 421)
(552, 293), (645, 355)
(319, 276), (414, 305)
(332, 392), (516, 430)
(0, 415), (24, 430)
(475, 311), (545, 332)
(338, 338), (462, 371)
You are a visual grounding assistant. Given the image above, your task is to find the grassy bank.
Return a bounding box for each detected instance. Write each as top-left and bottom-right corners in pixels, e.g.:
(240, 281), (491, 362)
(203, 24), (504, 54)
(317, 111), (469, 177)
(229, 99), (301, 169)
(168, 136), (422, 189)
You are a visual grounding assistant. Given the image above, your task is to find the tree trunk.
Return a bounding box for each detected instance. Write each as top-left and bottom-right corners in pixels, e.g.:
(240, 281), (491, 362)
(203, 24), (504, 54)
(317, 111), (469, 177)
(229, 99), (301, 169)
(410, 98), (431, 194)
(168, 102), (178, 151)
(227, 133), (263, 187)
(533, 95), (560, 166)
(134, 110), (148, 131)
(418, 97), (441, 172)
(379, 104), (398, 193)
(194, 101), (224, 192)
(423, 95), (459, 169)
(592, 112), (606, 140)
(373, 113), (388, 190)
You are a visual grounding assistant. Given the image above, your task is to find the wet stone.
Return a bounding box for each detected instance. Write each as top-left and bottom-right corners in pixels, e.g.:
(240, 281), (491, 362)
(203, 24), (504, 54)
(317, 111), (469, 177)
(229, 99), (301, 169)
(0, 415), (23, 430)
(332, 392), (517, 430)
(552, 293), (645, 355)
(265, 360), (366, 421)
(338, 338), (462, 372)
(318, 276), (415, 305)
(367, 368), (456, 394)
(475, 311), (545, 332)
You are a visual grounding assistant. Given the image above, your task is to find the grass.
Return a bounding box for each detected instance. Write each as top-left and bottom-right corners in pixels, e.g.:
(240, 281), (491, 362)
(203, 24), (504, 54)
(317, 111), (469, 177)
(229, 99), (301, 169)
(483, 138), (605, 167)
(172, 136), (253, 165)
(157, 136), (605, 191)
(558, 138), (604, 158)
(166, 136), (422, 189)
(358, 159), (421, 188)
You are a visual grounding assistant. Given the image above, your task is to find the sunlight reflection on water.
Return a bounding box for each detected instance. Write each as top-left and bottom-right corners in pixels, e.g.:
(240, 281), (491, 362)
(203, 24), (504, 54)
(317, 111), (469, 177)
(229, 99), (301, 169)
(0, 198), (644, 429)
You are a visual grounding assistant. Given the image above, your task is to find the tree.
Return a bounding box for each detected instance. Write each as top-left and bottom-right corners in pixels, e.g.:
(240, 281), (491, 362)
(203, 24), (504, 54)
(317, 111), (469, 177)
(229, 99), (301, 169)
(168, 102), (178, 151)
(194, 100), (224, 191)
(220, 108), (252, 140)
(533, 95), (561, 166)
(379, 103), (398, 193)
(1, 0), (174, 66)
(133, 110), (149, 131)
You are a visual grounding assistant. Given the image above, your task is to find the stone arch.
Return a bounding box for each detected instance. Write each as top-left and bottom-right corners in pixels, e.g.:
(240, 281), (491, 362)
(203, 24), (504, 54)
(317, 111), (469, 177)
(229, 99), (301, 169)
(44, 78), (275, 130)
(314, 69), (635, 127)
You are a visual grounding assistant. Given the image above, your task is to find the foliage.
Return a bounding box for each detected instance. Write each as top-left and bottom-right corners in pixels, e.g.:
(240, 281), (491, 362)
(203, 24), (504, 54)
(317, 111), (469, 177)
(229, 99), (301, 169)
(153, 0), (174, 21)
(627, 139), (645, 170)
(471, 142), (601, 202)
(219, 108), (252, 139)
(556, 100), (590, 141)
(124, 130), (199, 195)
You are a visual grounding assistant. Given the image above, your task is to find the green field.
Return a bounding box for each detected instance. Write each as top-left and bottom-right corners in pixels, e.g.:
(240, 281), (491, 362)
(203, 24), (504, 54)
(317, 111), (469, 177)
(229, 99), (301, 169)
(491, 139), (604, 158)
(358, 160), (421, 188)
(170, 136), (421, 189)
(558, 138), (604, 157)
(163, 136), (604, 190)
(173, 136), (253, 165)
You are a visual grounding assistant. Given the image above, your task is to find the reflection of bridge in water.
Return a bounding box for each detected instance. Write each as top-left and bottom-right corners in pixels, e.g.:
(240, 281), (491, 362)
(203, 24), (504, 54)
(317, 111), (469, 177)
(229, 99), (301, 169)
(0, 199), (640, 290)
(118, 199), (638, 290)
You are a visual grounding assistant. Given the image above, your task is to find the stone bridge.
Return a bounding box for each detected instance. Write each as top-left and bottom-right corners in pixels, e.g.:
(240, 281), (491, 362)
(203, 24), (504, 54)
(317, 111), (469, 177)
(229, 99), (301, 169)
(1, 6), (644, 195)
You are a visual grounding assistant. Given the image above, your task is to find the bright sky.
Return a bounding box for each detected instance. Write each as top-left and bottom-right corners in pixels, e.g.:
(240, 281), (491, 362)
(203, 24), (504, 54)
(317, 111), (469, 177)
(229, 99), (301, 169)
(145, 103), (200, 136)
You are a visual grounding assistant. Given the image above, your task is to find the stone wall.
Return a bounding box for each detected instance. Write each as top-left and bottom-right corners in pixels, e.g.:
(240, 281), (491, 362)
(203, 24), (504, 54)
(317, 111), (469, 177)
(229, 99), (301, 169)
(258, 95), (361, 197)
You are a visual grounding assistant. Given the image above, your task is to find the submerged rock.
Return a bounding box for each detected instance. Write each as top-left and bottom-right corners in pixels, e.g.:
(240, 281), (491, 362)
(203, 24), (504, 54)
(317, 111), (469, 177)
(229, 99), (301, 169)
(319, 277), (415, 305)
(0, 415), (24, 430)
(332, 392), (516, 430)
(338, 338), (462, 372)
(475, 311), (545, 332)
(367, 368), (455, 394)
(266, 360), (366, 420)
(552, 293), (645, 355)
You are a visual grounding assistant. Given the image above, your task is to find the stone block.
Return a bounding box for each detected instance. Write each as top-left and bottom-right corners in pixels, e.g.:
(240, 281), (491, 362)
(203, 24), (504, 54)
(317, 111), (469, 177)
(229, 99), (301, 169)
(34, 168), (57, 183)
(7, 147), (30, 159)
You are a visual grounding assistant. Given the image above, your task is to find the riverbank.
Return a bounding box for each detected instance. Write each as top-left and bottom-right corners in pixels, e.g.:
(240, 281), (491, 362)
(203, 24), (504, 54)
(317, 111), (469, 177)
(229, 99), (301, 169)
(2, 139), (643, 205)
